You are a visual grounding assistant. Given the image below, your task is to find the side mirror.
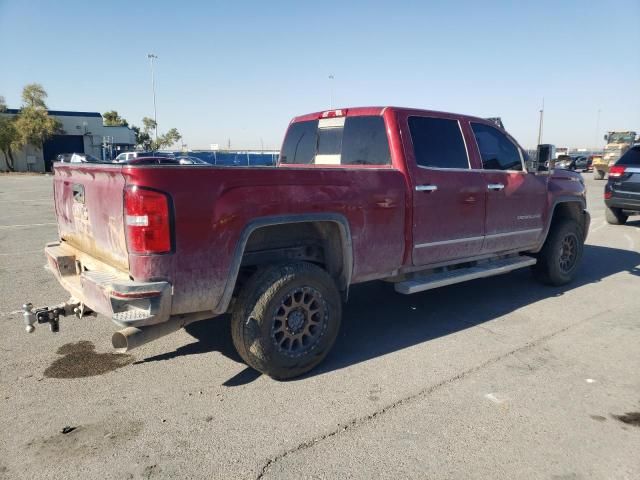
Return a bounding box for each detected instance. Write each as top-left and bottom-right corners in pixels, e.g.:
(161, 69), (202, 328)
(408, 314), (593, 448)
(536, 144), (556, 171)
(603, 134), (608, 141)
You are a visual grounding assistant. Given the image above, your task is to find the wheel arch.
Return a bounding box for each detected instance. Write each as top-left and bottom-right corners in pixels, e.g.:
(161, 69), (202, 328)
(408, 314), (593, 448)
(214, 214), (353, 314)
(532, 197), (589, 253)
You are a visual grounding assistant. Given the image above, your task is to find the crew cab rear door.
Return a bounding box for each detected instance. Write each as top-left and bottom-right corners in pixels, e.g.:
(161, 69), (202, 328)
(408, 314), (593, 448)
(468, 122), (547, 253)
(401, 113), (486, 266)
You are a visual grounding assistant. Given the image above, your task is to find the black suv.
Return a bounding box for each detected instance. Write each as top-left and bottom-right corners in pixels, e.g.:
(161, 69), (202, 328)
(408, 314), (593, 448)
(604, 145), (640, 225)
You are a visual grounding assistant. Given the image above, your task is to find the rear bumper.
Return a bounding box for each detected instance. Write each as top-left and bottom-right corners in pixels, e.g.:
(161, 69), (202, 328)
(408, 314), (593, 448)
(45, 242), (172, 327)
(605, 190), (640, 213)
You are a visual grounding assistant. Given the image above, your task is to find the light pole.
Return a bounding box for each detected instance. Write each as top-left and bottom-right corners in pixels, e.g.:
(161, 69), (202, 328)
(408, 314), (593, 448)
(147, 53), (159, 145)
(328, 74), (334, 109)
(536, 97), (544, 146)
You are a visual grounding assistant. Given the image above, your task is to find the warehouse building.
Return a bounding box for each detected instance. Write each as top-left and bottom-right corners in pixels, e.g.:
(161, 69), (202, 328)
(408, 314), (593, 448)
(0, 110), (136, 172)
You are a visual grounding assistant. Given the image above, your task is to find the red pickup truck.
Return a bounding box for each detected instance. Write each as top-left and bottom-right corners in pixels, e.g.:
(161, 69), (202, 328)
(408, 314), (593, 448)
(23, 107), (590, 379)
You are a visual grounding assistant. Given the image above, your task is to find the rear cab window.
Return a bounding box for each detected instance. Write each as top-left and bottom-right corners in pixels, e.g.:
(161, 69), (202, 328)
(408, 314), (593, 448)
(279, 115), (391, 167)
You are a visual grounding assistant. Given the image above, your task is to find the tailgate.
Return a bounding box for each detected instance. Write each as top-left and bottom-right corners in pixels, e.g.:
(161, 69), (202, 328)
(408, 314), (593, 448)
(53, 164), (129, 271)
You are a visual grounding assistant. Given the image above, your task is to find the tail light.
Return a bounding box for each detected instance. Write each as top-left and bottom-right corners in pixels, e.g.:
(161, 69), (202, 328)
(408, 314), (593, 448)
(604, 191), (612, 199)
(124, 186), (172, 254)
(608, 165), (626, 178)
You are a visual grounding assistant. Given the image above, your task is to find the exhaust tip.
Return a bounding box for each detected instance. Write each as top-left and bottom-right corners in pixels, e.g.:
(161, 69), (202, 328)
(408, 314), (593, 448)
(112, 329), (133, 351)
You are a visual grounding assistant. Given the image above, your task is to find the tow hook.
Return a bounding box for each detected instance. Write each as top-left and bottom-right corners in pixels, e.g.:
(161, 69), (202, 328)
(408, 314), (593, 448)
(22, 300), (91, 334)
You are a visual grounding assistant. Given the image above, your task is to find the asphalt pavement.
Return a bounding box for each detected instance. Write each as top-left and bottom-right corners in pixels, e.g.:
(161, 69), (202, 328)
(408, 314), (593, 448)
(0, 173), (638, 480)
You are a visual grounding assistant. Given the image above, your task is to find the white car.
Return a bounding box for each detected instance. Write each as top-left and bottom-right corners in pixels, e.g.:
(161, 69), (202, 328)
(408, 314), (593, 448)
(113, 151), (176, 163)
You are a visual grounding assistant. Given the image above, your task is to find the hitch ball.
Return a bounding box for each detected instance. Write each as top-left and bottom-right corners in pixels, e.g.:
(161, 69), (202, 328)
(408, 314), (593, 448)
(23, 303), (36, 333)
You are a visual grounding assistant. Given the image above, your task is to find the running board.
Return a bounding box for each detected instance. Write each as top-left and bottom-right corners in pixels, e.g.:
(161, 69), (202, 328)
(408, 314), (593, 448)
(394, 256), (537, 295)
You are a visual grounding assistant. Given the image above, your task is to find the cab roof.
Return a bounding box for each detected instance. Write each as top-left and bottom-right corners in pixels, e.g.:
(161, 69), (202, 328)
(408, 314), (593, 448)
(291, 106), (497, 126)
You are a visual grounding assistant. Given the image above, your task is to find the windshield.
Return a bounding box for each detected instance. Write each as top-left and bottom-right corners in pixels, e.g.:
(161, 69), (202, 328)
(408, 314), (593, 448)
(607, 133), (635, 144)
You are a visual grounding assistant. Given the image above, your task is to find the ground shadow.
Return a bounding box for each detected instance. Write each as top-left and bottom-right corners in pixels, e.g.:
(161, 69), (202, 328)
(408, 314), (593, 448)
(135, 244), (640, 385)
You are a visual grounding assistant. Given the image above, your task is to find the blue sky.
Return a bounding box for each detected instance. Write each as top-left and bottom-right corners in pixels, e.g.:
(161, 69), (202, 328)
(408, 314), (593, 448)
(1, 0), (638, 149)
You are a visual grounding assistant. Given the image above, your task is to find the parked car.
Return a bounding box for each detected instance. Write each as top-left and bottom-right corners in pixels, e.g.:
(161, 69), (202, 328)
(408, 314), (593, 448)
(579, 156), (594, 172)
(23, 106), (590, 379)
(175, 156), (209, 165)
(604, 145), (640, 224)
(56, 153), (101, 163)
(113, 151), (176, 163)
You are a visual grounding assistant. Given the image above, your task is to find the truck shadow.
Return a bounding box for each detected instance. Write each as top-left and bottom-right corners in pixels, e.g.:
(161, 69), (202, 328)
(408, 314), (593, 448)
(138, 244), (640, 385)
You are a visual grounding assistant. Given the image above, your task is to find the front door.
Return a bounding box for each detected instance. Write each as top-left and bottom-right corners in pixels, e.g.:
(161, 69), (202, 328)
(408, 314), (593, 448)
(469, 122), (547, 252)
(403, 114), (486, 266)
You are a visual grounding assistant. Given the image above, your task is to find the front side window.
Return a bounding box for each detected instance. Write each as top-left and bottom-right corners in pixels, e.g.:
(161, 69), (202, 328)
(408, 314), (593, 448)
(408, 116), (469, 169)
(471, 123), (523, 171)
(279, 116), (391, 166)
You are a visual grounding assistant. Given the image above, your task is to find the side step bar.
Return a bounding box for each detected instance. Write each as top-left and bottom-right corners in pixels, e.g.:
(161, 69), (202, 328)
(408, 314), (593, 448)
(394, 256), (537, 295)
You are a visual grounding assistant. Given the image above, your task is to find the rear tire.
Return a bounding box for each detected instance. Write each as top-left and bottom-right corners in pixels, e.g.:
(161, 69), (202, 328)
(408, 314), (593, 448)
(594, 170), (605, 180)
(605, 206), (628, 225)
(231, 262), (342, 380)
(532, 219), (584, 286)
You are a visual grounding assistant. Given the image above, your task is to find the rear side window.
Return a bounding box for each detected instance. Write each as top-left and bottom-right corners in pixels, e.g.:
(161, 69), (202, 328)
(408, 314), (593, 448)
(471, 123), (523, 171)
(408, 117), (469, 169)
(617, 146), (640, 165)
(279, 120), (318, 164)
(341, 116), (390, 166)
(279, 116), (391, 166)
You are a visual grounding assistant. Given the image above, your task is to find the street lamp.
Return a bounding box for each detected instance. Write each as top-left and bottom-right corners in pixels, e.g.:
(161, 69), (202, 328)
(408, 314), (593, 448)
(536, 97), (544, 146)
(147, 53), (159, 145)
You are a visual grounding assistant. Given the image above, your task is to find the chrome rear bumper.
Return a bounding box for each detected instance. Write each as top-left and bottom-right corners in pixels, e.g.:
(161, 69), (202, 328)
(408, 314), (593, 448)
(45, 242), (172, 327)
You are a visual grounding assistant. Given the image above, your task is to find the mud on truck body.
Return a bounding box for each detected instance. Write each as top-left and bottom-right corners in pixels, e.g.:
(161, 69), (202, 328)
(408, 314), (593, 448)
(23, 106), (590, 379)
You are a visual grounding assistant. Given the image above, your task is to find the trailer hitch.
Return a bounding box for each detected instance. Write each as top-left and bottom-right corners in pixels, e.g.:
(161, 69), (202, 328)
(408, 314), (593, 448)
(22, 300), (92, 334)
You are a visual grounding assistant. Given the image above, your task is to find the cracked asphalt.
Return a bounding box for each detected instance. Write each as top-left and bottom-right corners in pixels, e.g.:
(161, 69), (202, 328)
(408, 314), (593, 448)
(1, 173), (639, 479)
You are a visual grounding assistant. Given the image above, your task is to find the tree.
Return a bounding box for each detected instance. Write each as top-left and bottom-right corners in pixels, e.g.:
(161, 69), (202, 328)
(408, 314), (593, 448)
(133, 117), (181, 150)
(142, 116), (156, 133)
(157, 128), (181, 149)
(21, 84), (47, 109)
(103, 110), (129, 127)
(13, 83), (62, 154)
(0, 96), (18, 171)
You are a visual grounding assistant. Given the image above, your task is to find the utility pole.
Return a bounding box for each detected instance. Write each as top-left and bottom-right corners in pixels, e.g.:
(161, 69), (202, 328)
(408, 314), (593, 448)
(147, 53), (159, 145)
(536, 98), (544, 146)
(328, 74), (334, 109)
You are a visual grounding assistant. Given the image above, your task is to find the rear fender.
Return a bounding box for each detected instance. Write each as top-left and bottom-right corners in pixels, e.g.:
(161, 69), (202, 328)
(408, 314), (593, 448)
(213, 213), (353, 314)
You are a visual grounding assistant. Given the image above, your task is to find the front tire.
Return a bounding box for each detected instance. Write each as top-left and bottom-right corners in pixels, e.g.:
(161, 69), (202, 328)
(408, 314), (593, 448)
(532, 219), (584, 286)
(605, 206), (628, 225)
(231, 262), (342, 380)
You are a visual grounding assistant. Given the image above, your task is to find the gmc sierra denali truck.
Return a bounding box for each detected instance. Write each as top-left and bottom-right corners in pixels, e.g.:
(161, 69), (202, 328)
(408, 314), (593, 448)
(22, 106), (590, 379)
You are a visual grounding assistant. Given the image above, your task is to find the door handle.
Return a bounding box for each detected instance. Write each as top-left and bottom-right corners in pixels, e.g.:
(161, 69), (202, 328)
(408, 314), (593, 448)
(416, 185), (438, 192)
(487, 183), (505, 191)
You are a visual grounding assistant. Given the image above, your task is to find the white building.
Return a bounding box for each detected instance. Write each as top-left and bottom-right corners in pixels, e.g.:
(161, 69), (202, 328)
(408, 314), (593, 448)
(0, 110), (136, 172)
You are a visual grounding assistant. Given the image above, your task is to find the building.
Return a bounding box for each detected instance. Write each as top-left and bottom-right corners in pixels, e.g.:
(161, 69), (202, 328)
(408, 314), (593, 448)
(0, 110), (136, 172)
